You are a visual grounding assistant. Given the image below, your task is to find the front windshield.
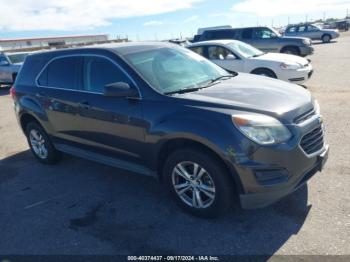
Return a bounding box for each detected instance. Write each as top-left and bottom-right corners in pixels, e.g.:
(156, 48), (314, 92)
(123, 47), (228, 94)
(7, 53), (29, 64)
(228, 42), (264, 58)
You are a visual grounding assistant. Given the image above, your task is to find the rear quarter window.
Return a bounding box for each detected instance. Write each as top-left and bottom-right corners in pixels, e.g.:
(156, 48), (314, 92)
(38, 56), (81, 90)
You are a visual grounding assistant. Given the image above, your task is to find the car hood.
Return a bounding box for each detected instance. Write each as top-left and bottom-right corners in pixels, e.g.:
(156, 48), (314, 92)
(253, 53), (309, 65)
(176, 73), (313, 120)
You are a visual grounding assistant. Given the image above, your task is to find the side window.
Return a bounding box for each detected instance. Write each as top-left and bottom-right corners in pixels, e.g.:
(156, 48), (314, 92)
(83, 56), (129, 93)
(307, 25), (318, 32)
(211, 30), (233, 39)
(254, 28), (277, 39)
(189, 46), (205, 57)
(241, 29), (253, 39)
(298, 26), (307, 32)
(208, 46), (234, 60)
(38, 57), (80, 90)
(287, 26), (297, 33)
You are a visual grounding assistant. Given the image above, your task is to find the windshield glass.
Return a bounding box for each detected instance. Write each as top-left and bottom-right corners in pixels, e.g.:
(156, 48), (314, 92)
(7, 53), (29, 64)
(227, 42), (264, 58)
(123, 47), (228, 94)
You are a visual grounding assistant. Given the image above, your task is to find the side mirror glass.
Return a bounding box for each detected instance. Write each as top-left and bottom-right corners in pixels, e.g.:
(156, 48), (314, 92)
(103, 82), (138, 98)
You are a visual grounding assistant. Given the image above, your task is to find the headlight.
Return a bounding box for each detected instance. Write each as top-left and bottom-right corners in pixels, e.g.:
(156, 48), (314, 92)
(302, 39), (311, 45)
(232, 114), (292, 145)
(280, 62), (303, 70)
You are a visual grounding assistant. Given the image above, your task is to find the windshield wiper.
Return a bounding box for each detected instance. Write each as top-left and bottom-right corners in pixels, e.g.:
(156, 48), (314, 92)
(165, 87), (205, 95)
(209, 73), (237, 84)
(165, 73), (237, 95)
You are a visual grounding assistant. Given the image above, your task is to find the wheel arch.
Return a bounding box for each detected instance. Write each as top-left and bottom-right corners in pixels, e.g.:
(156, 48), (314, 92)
(19, 113), (43, 133)
(250, 67), (277, 78)
(156, 137), (244, 194)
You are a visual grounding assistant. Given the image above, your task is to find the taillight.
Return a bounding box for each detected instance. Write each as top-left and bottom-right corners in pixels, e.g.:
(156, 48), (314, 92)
(10, 86), (16, 100)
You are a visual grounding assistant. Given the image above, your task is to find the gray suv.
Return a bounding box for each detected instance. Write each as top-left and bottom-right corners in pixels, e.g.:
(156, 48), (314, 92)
(284, 24), (340, 43)
(0, 52), (26, 85)
(193, 26), (314, 56)
(12, 43), (328, 217)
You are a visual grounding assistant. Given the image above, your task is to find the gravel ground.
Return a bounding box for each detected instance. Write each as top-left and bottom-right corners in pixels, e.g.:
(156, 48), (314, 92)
(0, 33), (349, 256)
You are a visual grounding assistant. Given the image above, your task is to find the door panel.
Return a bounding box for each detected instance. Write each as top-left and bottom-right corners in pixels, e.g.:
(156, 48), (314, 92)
(37, 56), (85, 142)
(207, 45), (245, 72)
(77, 55), (145, 163)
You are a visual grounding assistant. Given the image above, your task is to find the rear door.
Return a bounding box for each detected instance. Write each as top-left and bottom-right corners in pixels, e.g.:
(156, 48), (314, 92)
(37, 56), (84, 143)
(76, 55), (145, 164)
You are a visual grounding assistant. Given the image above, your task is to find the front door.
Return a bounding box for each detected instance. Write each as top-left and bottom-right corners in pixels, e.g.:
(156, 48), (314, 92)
(206, 45), (245, 72)
(77, 55), (145, 164)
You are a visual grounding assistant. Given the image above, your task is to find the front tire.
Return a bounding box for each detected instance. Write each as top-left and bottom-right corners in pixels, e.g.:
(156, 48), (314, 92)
(25, 122), (60, 164)
(281, 46), (301, 56)
(251, 68), (277, 79)
(322, 34), (331, 43)
(163, 149), (234, 218)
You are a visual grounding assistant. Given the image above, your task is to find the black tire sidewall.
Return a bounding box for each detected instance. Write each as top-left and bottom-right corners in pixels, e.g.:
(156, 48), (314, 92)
(282, 47), (300, 56)
(163, 149), (233, 218)
(25, 122), (58, 164)
(253, 68), (276, 79)
(322, 34), (331, 43)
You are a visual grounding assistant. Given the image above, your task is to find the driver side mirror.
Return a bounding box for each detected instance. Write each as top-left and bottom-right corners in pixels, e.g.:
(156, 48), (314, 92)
(103, 82), (139, 98)
(226, 54), (236, 60)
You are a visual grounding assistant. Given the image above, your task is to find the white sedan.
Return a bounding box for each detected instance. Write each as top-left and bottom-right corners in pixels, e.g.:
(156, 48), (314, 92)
(187, 40), (313, 85)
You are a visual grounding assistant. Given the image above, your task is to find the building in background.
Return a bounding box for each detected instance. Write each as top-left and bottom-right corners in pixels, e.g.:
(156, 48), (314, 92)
(0, 34), (109, 51)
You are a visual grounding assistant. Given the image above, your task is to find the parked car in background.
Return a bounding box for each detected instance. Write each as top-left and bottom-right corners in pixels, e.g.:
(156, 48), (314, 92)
(0, 52), (28, 85)
(6, 51), (30, 64)
(192, 26), (314, 57)
(284, 24), (340, 43)
(187, 40), (313, 85)
(12, 43), (328, 217)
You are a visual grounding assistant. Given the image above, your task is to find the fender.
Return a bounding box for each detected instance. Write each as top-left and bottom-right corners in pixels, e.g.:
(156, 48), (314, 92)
(17, 95), (53, 133)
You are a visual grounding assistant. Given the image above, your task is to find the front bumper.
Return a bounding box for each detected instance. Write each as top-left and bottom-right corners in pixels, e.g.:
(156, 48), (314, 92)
(239, 145), (329, 209)
(280, 64), (313, 84)
(228, 113), (329, 209)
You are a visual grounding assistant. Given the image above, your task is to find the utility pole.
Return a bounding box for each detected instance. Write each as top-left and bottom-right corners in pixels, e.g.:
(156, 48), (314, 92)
(306, 14), (308, 23)
(288, 16), (290, 25)
(271, 19), (274, 28)
(323, 12), (326, 21)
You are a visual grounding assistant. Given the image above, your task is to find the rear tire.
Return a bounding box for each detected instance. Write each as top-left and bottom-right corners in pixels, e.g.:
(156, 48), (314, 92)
(25, 122), (60, 164)
(281, 46), (301, 56)
(163, 148), (234, 218)
(251, 68), (277, 79)
(322, 34), (331, 43)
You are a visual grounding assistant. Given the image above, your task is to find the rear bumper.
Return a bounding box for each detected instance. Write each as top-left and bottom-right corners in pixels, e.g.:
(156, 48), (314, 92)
(239, 145), (329, 209)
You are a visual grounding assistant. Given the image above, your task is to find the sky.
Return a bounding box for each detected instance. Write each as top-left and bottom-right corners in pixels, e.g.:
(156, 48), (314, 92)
(0, 0), (349, 41)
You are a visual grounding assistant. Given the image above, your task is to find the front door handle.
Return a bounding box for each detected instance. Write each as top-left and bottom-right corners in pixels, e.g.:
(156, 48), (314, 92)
(79, 101), (91, 110)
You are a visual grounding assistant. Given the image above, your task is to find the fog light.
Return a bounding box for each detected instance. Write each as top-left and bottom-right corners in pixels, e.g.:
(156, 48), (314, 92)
(254, 169), (290, 185)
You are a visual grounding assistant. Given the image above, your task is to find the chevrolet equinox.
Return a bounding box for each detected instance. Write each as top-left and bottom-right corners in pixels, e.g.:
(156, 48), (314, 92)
(11, 43), (329, 218)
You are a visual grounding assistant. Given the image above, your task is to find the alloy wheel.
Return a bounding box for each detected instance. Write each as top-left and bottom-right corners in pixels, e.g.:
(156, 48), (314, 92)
(172, 161), (216, 209)
(29, 129), (48, 159)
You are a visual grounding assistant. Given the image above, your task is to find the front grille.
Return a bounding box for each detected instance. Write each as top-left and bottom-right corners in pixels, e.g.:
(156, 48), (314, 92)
(300, 126), (324, 155)
(294, 108), (316, 124)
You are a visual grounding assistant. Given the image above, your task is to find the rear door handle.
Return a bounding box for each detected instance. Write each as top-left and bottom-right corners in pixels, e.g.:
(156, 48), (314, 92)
(79, 101), (91, 110)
